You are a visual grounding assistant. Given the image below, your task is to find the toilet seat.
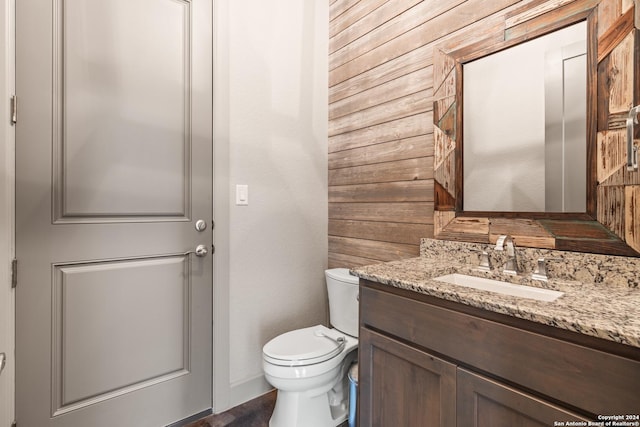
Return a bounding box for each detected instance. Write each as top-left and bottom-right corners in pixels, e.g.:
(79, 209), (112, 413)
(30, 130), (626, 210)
(263, 325), (346, 367)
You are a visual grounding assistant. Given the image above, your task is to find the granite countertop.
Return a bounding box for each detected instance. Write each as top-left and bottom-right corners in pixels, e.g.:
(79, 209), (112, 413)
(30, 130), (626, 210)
(351, 239), (640, 349)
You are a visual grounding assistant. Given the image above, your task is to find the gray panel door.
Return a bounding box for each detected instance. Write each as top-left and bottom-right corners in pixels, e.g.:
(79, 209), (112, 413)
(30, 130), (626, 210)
(15, 1), (213, 426)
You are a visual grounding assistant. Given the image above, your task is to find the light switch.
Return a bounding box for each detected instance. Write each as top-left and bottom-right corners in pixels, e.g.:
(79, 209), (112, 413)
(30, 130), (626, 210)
(236, 184), (248, 205)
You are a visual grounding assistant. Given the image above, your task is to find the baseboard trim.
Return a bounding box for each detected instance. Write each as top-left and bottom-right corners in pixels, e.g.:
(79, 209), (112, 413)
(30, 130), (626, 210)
(166, 408), (213, 427)
(228, 374), (273, 410)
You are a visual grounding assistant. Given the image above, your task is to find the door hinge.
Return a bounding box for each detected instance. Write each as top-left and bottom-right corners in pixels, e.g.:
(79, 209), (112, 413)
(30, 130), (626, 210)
(211, 244), (215, 254)
(10, 95), (17, 124)
(11, 259), (17, 288)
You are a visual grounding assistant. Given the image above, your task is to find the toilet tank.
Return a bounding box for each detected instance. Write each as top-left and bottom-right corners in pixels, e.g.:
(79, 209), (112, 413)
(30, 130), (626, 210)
(325, 268), (359, 337)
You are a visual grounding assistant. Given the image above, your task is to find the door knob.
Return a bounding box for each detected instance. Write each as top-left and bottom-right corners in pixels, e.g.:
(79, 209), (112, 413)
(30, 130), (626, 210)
(195, 219), (207, 232)
(185, 244), (209, 257)
(194, 244), (208, 257)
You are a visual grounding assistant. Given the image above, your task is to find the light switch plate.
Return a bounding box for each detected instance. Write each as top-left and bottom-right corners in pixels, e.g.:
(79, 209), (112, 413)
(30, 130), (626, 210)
(236, 184), (248, 205)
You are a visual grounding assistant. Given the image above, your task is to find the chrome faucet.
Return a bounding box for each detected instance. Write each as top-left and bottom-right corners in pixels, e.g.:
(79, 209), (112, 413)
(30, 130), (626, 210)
(494, 235), (520, 275)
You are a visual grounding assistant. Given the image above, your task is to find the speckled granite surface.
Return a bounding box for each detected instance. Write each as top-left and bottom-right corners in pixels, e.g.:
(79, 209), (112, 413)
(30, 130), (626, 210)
(351, 239), (640, 348)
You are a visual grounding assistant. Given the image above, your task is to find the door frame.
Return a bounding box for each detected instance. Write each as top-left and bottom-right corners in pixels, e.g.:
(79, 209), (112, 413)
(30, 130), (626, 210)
(0, 0), (15, 425)
(212, 0), (231, 413)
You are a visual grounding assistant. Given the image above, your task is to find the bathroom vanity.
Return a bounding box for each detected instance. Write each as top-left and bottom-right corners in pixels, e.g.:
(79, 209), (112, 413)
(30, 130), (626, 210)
(352, 239), (640, 426)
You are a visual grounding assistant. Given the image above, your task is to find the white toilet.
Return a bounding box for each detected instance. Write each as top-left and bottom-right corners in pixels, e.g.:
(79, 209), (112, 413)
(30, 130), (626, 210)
(262, 268), (359, 427)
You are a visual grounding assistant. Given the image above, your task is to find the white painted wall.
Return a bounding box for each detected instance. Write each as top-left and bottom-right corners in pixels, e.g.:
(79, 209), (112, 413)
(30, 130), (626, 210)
(1, 0), (328, 417)
(213, 0), (329, 410)
(0, 0), (14, 424)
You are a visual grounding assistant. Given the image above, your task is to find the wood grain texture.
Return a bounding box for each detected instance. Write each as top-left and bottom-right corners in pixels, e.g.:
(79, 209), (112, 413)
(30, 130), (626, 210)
(598, 6), (634, 61)
(603, 30), (635, 113)
(329, 44), (432, 103)
(329, 0), (360, 24)
(329, 90), (433, 136)
(328, 157), (433, 186)
(489, 218), (556, 248)
(361, 284), (640, 416)
(329, 0), (390, 43)
(330, 0), (431, 70)
(434, 211), (456, 236)
(330, 0), (520, 87)
(328, 252), (381, 269)
(433, 149), (455, 197)
(329, 202), (433, 223)
(598, 185), (626, 236)
(597, 130), (627, 184)
(329, 219), (432, 245)
(436, 217), (491, 243)
(433, 48), (456, 96)
(329, 180), (433, 203)
(359, 328), (457, 427)
(329, 0), (640, 268)
(505, 0), (577, 29)
(597, 0), (624, 39)
(328, 134), (433, 169)
(328, 113), (431, 153)
(433, 69), (456, 123)
(431, 0), (639, 256)
(505, 0), (598, 41)
(433, 180), (456, 211)
(457, 369), (590, 425)
(329, 67), (432, 120)
(625, 185), (640, 251)
(329, 236), (419, 261)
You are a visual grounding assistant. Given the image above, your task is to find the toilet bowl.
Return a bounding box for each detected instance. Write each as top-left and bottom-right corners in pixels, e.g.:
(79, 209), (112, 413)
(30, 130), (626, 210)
(262, 268), (359, 427)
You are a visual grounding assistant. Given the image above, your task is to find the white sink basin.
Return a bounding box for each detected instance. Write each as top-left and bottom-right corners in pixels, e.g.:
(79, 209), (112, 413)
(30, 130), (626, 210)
(434, 273), (564, 302)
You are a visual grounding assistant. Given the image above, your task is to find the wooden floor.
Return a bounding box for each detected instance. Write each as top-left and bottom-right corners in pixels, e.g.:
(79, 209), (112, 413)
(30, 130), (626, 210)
(183, 390), (349, 427)
(184, 391), (276, 427)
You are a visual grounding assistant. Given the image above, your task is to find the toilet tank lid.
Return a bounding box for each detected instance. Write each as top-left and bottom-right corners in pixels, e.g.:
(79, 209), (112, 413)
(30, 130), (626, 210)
(325, 268), (359, 284)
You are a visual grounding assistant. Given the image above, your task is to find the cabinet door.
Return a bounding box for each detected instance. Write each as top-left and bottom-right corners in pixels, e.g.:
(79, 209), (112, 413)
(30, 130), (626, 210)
(457, 368), (590, 427)
(359, 328), (456, 427)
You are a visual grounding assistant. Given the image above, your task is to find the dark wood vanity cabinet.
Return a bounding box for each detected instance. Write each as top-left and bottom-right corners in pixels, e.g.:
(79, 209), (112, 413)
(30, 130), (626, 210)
(358, 280), (640, 426)
(359, 328), (456, 426)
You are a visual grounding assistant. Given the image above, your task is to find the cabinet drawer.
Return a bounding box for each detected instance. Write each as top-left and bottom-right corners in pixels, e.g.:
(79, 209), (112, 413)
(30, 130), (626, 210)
(361, 284), (640, 415)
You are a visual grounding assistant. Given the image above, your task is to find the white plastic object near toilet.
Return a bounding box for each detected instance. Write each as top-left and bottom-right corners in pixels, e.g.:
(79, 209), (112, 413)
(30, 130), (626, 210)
(262, 268), (359, 427)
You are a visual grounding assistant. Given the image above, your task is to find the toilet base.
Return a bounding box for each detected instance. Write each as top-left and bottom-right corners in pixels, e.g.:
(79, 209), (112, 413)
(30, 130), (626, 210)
(269, 376), (350, 427)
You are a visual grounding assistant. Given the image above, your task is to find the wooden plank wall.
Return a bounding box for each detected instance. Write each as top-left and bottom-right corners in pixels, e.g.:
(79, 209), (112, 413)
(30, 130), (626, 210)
(328, 0), (639, 268)
(327, 0), (523, 268)
(328, 0), (436, 268)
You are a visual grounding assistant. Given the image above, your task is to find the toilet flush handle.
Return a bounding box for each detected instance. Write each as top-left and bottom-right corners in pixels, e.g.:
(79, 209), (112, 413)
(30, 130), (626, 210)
(314, 330), (346, 352)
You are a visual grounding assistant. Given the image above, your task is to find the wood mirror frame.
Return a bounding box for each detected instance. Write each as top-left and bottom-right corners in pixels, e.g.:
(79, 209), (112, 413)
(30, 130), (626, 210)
(433, 0), (640, 256)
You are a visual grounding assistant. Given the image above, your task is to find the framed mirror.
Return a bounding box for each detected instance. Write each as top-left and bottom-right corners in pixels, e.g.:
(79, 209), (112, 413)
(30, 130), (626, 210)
(432, 1), (640, 256)
(463, 21), (587, 213)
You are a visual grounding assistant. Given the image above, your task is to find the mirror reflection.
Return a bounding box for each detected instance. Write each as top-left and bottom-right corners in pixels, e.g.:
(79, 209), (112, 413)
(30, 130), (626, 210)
(463, 21), (587, 212)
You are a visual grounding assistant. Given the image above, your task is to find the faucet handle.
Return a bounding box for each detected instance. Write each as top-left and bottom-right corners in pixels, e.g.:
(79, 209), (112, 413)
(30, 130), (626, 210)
(531, 257), (562, 281)
(470, 249), (492, 272)
(494, 235), (508, 251)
